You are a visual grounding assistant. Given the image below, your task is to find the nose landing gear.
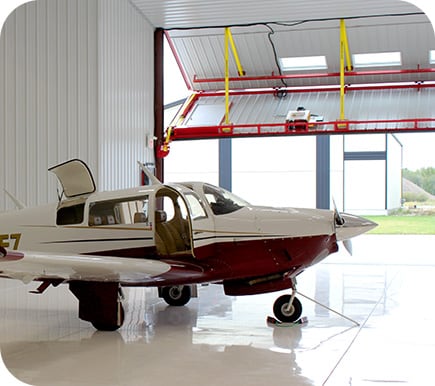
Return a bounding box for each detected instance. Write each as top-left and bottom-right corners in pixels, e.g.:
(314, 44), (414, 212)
(273, 292), (303, 323)
(272, 279), (303, 323)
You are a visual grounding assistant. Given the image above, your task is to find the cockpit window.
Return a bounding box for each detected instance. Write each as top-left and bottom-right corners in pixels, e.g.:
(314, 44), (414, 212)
(203, 184), (249, 215)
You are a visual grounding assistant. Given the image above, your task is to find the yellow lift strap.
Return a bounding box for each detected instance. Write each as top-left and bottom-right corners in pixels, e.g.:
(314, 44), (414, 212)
(339, 19), (353, 121)
(224, 27), (245, 125)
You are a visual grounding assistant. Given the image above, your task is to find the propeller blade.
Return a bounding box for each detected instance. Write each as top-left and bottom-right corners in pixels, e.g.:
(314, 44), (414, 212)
(343, 239), (353, 255)
(332, 198), (345, 226)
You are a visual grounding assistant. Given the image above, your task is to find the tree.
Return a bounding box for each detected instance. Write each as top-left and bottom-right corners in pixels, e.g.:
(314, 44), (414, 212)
(403, 167), (435, 195)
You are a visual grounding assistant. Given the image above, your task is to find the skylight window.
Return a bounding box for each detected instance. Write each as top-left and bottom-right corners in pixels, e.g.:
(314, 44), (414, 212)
(279, 56), (327, 71)
(353, 52), (402, 68)
(430, 50), (435, 64)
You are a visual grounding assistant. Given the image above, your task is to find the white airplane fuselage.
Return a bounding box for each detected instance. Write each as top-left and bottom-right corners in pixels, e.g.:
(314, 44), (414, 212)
(0, 159), (376, 330)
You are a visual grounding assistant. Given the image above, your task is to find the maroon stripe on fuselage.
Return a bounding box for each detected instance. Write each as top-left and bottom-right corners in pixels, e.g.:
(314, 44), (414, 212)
(200, 233), (338, 281)
(82, 234), (338, 288)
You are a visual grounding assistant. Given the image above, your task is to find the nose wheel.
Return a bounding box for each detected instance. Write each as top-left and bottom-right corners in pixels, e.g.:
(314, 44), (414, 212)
(273, 293), (303, 323)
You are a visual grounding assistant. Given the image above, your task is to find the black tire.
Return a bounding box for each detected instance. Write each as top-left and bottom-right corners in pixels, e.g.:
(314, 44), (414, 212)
(273, 295), (302, 323)
(162, 285), (191, 306)
(91, 304), (125, 331)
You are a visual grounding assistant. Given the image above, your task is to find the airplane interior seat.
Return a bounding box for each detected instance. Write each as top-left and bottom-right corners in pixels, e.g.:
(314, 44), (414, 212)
(102, 215), (116, 225)
(156, 222), (177, 254)
(89, 215), (102, 226)
(134, 212), (147, 223)
(155, 210), (174, 255)
(165, 221), (188, 251)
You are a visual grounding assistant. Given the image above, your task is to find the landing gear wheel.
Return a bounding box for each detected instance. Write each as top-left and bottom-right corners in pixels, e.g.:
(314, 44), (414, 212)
(91, 304), (125, 331)
(162, 285), (191, 306)
(273, 294), (302, 323)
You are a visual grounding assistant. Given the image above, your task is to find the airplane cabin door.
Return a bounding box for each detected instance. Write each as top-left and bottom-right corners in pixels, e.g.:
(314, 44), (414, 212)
(181, 191), (216, 259)
(154, 187), (194, 257)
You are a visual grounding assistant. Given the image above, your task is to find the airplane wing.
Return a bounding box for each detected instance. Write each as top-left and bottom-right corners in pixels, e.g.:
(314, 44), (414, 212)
(0, 247), (171, 284)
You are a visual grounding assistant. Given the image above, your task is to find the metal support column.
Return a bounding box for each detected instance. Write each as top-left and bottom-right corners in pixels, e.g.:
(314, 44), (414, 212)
(154, 28), (165, 182)
(219, 138), (232, 191)
(316, 135), (330, 209)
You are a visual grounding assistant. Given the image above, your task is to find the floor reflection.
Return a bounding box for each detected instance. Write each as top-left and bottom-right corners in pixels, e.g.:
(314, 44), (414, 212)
(2, 297), (315, 386)
(1, 236), (435, 385)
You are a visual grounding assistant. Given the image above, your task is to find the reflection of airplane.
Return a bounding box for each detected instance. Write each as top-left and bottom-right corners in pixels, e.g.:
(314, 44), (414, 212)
(0, 159), (376, 331)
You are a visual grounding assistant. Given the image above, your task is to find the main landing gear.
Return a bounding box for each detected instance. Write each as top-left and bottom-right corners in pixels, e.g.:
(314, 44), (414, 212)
(161, 285), (191, 306)
(69, 282), (125, 331)
(159, 285), (197, 306)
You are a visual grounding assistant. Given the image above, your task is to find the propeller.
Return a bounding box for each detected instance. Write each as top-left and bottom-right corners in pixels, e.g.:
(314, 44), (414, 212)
(332, 198), (353, 255)
(333, 198), (345, 226)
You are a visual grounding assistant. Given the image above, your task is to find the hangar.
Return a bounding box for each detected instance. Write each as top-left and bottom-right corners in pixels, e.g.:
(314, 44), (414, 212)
(0, 0), (434, 385)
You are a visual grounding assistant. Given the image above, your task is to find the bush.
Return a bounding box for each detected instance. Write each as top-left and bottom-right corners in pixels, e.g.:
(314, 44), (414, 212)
(403, 192), (428, 202)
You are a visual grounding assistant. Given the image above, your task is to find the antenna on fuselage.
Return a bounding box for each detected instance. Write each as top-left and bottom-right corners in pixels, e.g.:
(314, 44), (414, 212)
(137, 161), (162, 186)
(4, 189), (26, 210)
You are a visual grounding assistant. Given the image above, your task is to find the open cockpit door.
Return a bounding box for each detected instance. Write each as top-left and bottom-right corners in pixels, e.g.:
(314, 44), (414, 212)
(154, 186), (194, 257)
(49, 159), (96, 199)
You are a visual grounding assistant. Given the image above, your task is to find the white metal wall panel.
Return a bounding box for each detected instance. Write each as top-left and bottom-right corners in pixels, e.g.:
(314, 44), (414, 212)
(98, 0), (155, 191)
(0, 0), (99, 211)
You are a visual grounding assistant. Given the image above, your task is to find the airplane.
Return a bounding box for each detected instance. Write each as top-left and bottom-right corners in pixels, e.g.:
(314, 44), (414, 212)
(0, 159), (376, 331)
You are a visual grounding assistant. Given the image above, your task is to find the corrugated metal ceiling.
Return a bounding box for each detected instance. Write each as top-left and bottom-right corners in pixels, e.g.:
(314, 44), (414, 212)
(130, 0), (435, 89)
(130, 0), (423, 29)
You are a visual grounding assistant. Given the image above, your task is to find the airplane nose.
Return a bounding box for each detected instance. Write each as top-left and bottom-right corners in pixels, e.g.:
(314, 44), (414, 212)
(335, 213), (377, 241)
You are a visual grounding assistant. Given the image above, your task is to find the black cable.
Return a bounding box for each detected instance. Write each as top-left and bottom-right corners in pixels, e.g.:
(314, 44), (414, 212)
(164, 12), (425, 31)
(164, 11), (426, 89)
(265, 24), (288, 88)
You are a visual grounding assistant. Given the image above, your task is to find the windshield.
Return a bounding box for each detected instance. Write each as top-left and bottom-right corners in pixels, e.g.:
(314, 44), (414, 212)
(203, 184), (250, 215)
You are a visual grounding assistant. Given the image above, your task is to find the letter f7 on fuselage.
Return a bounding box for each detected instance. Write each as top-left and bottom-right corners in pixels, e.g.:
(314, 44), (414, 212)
(0, 159), (376, 330)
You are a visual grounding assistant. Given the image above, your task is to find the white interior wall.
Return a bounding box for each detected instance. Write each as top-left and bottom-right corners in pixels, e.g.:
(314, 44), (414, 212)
(343, 134), (387, 214)
(387, 135), (403, 211)
(0, 0), (99, 211)
(0, 0), (155, 211)
(344, 160), (386, 214)
(98, 0), (155, 192)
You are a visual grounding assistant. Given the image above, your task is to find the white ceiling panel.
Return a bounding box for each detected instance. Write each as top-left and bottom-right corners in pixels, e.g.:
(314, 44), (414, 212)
(130, 0), (423, 29)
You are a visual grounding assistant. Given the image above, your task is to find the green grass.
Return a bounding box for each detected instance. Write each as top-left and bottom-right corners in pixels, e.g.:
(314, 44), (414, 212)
(365, 215), (435, 235)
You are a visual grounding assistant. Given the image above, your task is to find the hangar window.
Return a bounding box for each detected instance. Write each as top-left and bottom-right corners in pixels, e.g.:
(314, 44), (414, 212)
(353, 52), (401, 68)
(279, 55), (327, 71)
(88, 196), (149, 226)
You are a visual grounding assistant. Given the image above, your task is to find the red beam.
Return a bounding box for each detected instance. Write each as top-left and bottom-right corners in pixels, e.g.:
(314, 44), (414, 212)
(193, 68), (435, 84)
(194, 82), (435, 98)
(170, 118), (435, 141)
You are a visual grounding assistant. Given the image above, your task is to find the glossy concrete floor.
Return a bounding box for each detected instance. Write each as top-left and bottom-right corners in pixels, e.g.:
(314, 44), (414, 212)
(1, 235), (435, 386)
